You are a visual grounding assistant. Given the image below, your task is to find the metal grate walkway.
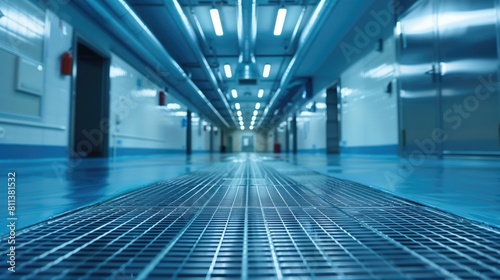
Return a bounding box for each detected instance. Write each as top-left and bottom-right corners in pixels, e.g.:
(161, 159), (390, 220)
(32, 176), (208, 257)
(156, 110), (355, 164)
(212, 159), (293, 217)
(1, 157), (499, 279)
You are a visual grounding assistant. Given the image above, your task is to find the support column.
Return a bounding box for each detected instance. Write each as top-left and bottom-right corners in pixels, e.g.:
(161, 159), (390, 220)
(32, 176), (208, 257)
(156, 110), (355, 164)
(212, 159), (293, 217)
(285, 121), (289, 153)
(186, 110), (192, 155)
(220, 129), (225, 153)
(326, 86), (340, 154)
(292, 113), (298, 154)
(209, 125), (214, 153)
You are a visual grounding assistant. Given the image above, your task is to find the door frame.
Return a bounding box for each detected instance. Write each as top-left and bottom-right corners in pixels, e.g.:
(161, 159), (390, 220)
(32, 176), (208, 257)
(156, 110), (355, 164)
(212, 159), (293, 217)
(70, 35), (111, 159)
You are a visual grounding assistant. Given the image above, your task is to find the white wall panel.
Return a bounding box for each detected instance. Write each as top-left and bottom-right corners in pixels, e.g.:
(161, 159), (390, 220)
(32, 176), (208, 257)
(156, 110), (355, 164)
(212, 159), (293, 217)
(340, 37), (398, 149)
(109, 54), (187, 153)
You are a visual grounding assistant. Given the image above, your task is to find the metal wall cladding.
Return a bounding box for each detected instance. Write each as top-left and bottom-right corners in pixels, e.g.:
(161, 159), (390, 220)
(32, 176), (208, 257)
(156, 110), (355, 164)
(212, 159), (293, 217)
(398, 0), (500, 155)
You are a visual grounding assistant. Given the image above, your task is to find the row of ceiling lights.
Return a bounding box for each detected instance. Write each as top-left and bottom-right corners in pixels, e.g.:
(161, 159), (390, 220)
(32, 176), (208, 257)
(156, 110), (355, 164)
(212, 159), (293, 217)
(223, 63), (271, 79)
(231, 88), (264, 99)
(209, 7), (287, 37)
(209, 5), (287, 131)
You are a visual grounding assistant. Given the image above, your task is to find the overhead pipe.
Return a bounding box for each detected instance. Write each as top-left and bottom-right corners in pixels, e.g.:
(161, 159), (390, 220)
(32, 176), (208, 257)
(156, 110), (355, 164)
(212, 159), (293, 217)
(75, 0), (229, 127)
(236, 0), (259, 83)
(257, 0), (339, 129)
(165, 1), (238, 127)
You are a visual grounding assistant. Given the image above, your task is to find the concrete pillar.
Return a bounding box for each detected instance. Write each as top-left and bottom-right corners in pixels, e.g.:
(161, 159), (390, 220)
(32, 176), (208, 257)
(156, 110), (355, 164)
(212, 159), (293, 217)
(186, 110), (192, 155)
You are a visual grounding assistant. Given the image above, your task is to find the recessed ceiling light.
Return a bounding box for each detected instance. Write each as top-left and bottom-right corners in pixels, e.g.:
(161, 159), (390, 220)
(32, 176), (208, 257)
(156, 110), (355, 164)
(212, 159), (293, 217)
(231, 89), (238, 98)
(235, 103), (240, 110)
(240, 126), (245, 130)
(253, 110), (258, 116)
(210, 8), (224, 36)
(238, 116), (243, 121)
(224, 64), (232, 78)
(273, 8), (287, 36)
(257, 89), (264, 98)
(263, 64), (271, 78)
(249, 126), (254, 130)
(237, 111), (242, 116)
(255, 103), (260, 110)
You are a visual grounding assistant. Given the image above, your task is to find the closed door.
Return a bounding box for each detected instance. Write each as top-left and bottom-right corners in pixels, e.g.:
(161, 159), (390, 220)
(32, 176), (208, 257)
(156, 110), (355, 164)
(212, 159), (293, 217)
(241, 135), (255, 152)
(398, 0), (441, 155)
(398, 0), (500, 155)
(437, 0), (499, 154)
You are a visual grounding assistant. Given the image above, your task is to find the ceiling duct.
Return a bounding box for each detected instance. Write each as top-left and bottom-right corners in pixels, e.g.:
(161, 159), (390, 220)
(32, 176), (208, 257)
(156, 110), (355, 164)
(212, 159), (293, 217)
(237, 0), (259, 85)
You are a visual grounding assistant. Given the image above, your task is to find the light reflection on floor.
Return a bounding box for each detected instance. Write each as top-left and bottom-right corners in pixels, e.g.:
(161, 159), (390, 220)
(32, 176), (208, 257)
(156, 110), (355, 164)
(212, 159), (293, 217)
(1, 152), (498, 236)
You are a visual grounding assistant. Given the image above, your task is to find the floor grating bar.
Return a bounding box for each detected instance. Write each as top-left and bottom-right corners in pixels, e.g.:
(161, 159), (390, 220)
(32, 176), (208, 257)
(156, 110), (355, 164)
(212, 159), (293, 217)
(1, 156), (499, 279)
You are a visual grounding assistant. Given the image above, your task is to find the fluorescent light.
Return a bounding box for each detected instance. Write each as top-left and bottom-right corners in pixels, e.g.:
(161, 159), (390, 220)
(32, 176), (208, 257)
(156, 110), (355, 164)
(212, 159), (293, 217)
(235, 103), (240, 110)
(263, 64), (271, 78)
(210, 8), (224, 36)
(237, 111), (242, 116)
(231, 89), (238, 98)
(224, 64), (232, 78)
(172, 111), (188, 117)
(273, 8), (287, 36)
(316, 102), (327, 109)
(258, 89), (264, 98)
(255, 103), (260, 109)
(166, 103), (182, 110)
(253, 110), (258, 116)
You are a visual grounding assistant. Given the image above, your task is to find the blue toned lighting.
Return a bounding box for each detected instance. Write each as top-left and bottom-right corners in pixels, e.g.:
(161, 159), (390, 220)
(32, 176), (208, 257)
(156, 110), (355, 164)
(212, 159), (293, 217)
(210, 8), (224, 36)
(273, 8), (287, 36)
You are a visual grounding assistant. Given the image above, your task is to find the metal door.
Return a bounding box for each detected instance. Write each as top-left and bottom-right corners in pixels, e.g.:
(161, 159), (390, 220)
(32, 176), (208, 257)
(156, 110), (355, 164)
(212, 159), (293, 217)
(437, 0), (500, 154)
(398, 0), (441, 155)
(241, 135), (255, 152)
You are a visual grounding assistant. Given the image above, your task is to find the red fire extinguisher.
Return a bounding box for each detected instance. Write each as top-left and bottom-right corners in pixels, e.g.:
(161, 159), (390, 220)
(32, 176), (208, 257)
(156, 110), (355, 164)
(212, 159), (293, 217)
(61, 51), (73, 76)
(159, 91), (166, 106)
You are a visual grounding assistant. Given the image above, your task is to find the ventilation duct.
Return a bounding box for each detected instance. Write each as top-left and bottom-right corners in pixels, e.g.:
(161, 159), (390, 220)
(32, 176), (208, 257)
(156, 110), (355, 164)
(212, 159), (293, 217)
(237, 0), (259, 85)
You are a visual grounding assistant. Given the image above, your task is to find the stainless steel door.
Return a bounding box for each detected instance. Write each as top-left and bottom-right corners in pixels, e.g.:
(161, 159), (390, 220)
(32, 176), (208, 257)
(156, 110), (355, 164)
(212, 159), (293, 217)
(398, 0), (441, 155)
(437, 0), (500, 154)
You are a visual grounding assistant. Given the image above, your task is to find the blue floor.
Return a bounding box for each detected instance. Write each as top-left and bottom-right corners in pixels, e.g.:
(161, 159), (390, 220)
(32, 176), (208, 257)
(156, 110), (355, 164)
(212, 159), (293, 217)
(0, 154), (498, 279)
(0, 154), (222, 235)
(277, 153), (500, 228)
(1, 152), (499, 236)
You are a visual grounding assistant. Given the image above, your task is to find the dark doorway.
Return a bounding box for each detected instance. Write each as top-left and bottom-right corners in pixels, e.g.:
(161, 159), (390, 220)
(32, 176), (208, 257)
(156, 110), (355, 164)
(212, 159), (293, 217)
(72, 42), (110, 158)
(227, 136), (233, 153)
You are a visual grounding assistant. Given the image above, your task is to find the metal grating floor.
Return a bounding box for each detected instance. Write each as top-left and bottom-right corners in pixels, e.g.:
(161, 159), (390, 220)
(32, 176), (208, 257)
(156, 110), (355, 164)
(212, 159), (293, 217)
(1, 157), (500, 279)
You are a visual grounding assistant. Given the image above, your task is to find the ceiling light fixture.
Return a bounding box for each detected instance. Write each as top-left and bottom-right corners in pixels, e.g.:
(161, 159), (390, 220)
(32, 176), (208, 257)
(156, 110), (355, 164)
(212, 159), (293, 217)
(273, 8), (287, 36)
(253, 110), (258, 116)
(257, 89), (264, 98)
(255, 103), (260, 110)
(224, 64), (232, 78)
(250, 126), (254, 130)
(210, 8), (224, 36)
(237, 111), (242, 116)
(231, 89), (238, 98)
(240, 126), (245, 130)
(252, 116), (256, 121)
(235, 103), (240, 110)
(263, 64), (271, 78)
(238, 116), (243, 121)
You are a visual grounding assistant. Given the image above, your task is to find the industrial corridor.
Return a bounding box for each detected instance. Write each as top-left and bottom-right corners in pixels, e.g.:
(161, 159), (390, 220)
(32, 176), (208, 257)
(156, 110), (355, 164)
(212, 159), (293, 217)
(1, 0), (500, 279)
(1, 154), (499, 279)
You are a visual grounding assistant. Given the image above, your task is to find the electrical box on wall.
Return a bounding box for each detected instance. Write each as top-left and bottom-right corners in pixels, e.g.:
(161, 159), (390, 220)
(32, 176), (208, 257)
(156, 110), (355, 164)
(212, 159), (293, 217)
(16, 57), (44, 95)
